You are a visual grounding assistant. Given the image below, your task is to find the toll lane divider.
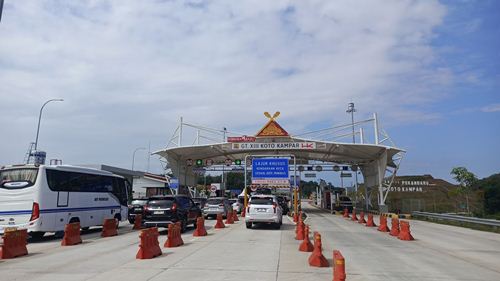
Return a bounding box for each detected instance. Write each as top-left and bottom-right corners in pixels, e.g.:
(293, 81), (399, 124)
(308, 232), (329, 267)
(101, 218), (118, 237)
(214, 213), (225, 229)
(164, 222), (183, 248)
(0, 229), (28, 259)
(193, 217), (208, 237)
(136, 227), (162, 259)
(225, 210), (235, 224)
(61, 222), (82, 246)
(133, 214), (143, 230)
(333, 250), (346, 281)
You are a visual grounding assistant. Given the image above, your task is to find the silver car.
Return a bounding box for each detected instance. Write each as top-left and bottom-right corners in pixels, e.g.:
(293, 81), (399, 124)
(245, 195), (283, 229)
(203, 197), (231, 219)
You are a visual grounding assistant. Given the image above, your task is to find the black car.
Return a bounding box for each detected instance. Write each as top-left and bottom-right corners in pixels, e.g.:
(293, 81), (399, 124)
(143, 195), (202, 232)
(128, 198), (149, 224)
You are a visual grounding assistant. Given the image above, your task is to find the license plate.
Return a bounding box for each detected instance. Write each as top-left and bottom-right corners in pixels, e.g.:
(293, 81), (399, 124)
(210, 208), (218, 211)
(134, 208), (142, 211)
(153, 211), (164, 215)
(257, 208), (267, 212)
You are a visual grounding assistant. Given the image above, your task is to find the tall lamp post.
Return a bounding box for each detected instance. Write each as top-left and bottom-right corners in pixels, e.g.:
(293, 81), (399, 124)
(346, 103), (361, 209)
(34, 98), (64, 151)
(132, 147), (146, 170)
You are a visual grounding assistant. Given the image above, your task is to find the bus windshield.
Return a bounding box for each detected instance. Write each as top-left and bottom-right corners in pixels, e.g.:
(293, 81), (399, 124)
(0, 168), (38, 189)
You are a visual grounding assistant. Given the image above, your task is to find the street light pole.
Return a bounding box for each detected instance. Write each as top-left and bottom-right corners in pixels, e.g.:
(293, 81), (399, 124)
(34, 99), (64, 151)
(346, 102), (361, 209)
(132, 147), (146, 170)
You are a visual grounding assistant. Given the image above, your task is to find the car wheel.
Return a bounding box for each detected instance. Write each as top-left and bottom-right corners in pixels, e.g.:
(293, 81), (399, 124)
(246, 222), (252, 229)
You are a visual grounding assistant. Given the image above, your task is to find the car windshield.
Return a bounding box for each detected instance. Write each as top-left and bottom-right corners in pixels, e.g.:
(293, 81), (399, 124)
(207, 199), (223, 205)
(131, 200), (148, 205)
(148, 199), (174, 208)
(0, 168), (38, 189)
(250, 197), (274, 205)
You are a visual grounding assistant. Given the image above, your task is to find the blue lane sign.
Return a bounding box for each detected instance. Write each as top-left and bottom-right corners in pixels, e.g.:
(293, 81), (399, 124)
(252, 158), (289, 179)
(169, 178), (179, 189)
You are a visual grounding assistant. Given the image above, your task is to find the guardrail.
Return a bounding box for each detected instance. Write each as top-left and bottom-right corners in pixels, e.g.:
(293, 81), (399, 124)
(412, 211), (500, 228)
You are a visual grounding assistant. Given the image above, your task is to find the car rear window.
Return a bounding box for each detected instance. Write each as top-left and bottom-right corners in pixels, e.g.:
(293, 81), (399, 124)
(250, 197), (274, 205)
(207, 199), (223, 204)
(131, 200), (148, 205)
(148, 199), (174, 208)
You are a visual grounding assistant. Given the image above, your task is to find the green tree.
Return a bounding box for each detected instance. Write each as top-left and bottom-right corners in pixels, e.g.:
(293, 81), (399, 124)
(451, 167), (478, 214)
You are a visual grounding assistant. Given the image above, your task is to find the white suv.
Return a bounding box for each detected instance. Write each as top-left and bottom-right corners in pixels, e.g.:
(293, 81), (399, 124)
(245, 195), (283, 229)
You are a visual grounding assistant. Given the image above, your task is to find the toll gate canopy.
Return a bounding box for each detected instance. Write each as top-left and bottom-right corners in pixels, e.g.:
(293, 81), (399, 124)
(154, 112), (405, 211)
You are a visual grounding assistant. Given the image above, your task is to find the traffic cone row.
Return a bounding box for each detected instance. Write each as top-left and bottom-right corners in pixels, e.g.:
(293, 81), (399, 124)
(358, 211), (366, 224)
(298, 225), (314, 252)
(225, 210), (235, 224)
(389, 218), (400, 237)
(350, 210), (358, 221)
(61, 222), (82, 246)
(214, 213), (226, 229)
(0, 229), (28, 259)
(397, 221), (414, 241)
(377, 215), (390, 232)
(333, 250), (346, 281)
(164, 222), (184, 248)
(136, 227), (162, 259)
(193, 217), (208, 237)
(308, 232), (329, 267)
(365, 213), (377, 227)
(133, 214), (143, 230)
(233, 211), (239, 222)
(101, 219), (118, 237)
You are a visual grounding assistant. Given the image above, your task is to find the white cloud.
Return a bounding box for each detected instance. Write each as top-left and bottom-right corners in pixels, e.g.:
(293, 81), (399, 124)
(0, 0), (448, 171)
(481, 103), (500, 113)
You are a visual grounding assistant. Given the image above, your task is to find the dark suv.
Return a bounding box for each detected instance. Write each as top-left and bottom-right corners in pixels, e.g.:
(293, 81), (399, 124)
(128, 198), (149, 224)
(143, 195), (202, 232)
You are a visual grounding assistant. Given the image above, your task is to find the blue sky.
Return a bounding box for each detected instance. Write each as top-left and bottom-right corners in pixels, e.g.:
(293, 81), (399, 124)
(0, 1), (498, 184)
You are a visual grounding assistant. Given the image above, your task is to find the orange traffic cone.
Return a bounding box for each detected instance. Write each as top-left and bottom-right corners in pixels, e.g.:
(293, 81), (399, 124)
(351, 210), (358, 221)
(389, 218), (400, 236)
(214, 213), (226, 229)
(358, 211), (366, 224)
(343, 208), (349, 218)
(366, 213), (377, 227)
(193, 217), (207, 237)
(377, 215), (390, 232)
(295, 221), (305, 240)
(397, 221), (415, 241)
(233, 210), (239, 222)
(225, 210), (234, 224)
(308, 232), (329, 267)
(299, 225), (314, 252)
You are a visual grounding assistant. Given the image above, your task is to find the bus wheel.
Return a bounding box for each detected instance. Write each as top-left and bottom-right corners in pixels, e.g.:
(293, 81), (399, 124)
(30, 231), (45, 239)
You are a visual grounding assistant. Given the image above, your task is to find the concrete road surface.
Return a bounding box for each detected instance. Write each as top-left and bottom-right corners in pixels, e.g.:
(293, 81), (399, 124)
(303, 201), (500, 281)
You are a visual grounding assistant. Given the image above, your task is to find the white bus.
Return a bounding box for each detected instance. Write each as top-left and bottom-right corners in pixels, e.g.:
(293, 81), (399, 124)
(0, 164), (129, 238)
